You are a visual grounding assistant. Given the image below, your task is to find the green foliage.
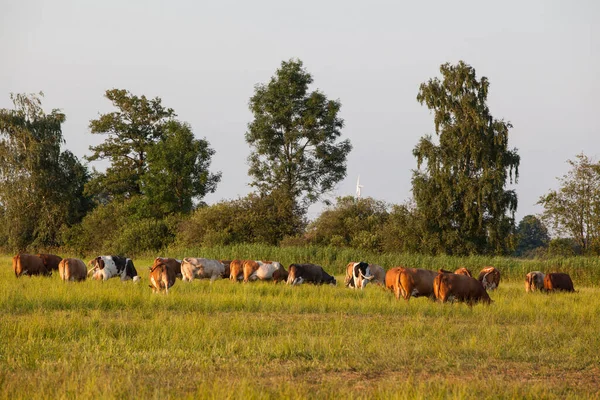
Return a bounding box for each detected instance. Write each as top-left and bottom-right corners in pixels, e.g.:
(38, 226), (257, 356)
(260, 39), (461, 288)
(412, 61), (520, 255)
(86, 89), (176, 200)
(546, 238), (582, 257)
(514, 215), (550, 257)
(176, 192), (306, 247)
(538, 153), (600, 254)
(0, 93), (92, 251)
(142, 120), (221, 215)
(246, 59), (352, 212)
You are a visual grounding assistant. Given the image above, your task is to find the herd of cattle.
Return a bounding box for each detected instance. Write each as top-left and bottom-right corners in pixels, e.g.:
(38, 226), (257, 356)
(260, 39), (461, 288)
(11, 254), (577, 304)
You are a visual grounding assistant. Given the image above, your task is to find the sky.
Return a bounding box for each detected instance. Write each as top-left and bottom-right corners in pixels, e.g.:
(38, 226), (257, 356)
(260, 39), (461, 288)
(1, 0), (598, 221)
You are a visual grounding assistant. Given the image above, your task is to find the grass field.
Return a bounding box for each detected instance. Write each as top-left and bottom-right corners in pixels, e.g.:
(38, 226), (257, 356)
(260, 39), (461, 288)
(1, 252), (600, 399)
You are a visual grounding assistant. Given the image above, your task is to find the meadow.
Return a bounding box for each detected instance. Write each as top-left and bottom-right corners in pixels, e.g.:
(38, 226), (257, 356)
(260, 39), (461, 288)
(1, 249), (600, 399)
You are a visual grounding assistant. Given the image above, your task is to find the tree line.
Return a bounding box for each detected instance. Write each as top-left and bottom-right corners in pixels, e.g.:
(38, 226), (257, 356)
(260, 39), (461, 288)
(0, 59), (594, 257)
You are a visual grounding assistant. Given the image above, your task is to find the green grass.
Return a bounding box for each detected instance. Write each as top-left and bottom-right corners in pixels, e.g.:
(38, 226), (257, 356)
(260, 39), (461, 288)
(1, 253), (600, 399)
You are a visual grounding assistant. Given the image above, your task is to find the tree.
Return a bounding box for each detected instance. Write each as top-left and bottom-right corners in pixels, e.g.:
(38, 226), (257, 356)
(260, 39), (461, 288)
(0, 93), (91, 250)
(87, 89), (175, 200)
(514, 215), (549, 257)
(142, 121), (222, 215)
(538, 154), (600, 254)
(246, 59), (352, 215)
(412, 61), (520, 255)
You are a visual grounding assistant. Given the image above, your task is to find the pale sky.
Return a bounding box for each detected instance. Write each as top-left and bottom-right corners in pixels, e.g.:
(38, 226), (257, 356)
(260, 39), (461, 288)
(1, 0), (598, 222)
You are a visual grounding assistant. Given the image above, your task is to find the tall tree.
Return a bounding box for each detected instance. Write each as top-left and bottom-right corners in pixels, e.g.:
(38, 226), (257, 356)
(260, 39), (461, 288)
(246, 59), (352, 213)
(538, 153), (600, 254)
(142, 120), (222, 215)
(514, 215), (549, 257)
(412, 61), (520, 255)
(0, 93), (91, 250)
(87, 89), (175, 200)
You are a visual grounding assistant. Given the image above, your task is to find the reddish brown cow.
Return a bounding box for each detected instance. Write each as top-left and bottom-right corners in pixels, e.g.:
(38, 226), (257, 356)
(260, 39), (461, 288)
(36, 253), (63, 272)
(454, 267), (473, 277)
(478, 266), (501, 290)
(286, 264), (336, 285)
(220, 260), (232, 279)
(229, 260), (243, 281)
(242, 260), (261, 283)
(396, 268), (453, 301)
(272, 264), (289, 284)
(13, 254), (50, 277)
(58, 258), (87, 282)
(153, 258), (182, 279)
(148, 261), (177, 294)
(385, 267), (403, 294)
(434, 272), (491, 305)
(543, 273), (575, 292)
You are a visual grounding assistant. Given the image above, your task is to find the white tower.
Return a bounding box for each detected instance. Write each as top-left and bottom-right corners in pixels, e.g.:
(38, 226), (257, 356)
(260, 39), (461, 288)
(356, 176), (364, 199)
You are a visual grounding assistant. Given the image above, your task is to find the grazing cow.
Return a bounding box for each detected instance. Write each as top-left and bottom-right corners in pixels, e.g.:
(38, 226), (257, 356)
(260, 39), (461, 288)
(396, 268), (453, 301)
(242, 260), (261, 283)
(58, 258), (87, 282)
(181, 257), (224, 282)
(220, 260), (232, 279)
(385, 267), (403, 294)
(525, 271), (545, 292)
(478, 266), (500, 290)
(148, 261), (177, 294)
(286, 263), (336, 286)
(433, 271), (491, 305)
(88, 256), (139, 282)
(153, 258), (182, 279)
(344, 262), (373, 289)
(543, 273), (575, 292)
(368, 264), (386, 286)
(13, 254), (50, 277)
(229, 260), (244, 281)
(37, 253), (63, 272)
(454, 267), (473, 278)
(245, 261), (284, 282)
(272, 264), (289, 284)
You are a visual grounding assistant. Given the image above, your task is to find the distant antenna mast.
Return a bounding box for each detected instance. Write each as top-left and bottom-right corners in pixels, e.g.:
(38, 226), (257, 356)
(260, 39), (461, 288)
(356, 175), (364, 199)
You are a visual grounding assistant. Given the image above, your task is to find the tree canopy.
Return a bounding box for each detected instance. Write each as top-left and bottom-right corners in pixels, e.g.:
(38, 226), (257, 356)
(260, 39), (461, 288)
(514, 215), (549, 257)
(412, 61), (520, 255)
(246, 59), (352, 213)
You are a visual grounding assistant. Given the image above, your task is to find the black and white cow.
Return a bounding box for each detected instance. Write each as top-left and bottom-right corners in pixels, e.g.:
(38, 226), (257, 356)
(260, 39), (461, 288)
(88, 256), (140, 282)
(344, 261), (374, 289)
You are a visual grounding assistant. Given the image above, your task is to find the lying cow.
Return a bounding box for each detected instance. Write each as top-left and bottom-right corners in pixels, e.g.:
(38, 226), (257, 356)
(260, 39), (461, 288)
(148, 260), (177, 294)
(13, 254), (50, 277)
(454, 267), (473, 277)
(344, 262), (372, 289)
(88, 256), (139, 282)
(229, 260), (244, 282)
(181, 257), (224, 282)
(37, 253), (63, 272)
(478, 266), (500, 290)
(245, 261), (284, 282)
(286, 263), (336, 286)
(525, 271), (545, 292)
(153, 257), (182, 279)
(544, 273), (575, 292)
(58, 258), (87, 282)
(433, 271), (491, 305)
(396, 268), (453, 301)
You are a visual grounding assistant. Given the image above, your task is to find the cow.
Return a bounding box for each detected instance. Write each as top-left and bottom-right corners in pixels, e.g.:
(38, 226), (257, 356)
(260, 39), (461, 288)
(478, 266), (500, 290)
(153, 257), (182, 279)
(385, 267), (403, 294)
(396, 268), (453, 301)
(13, 254), (50, 277)
(229, 260), (244, 281)
(543, 273), (575, 292)
(37, 253), (63, 272)
(148, 261), (177, 294)
(368, 264), (386, 286)
(245, 261), (284, 282)
(286, 263), (336, 286)
(272, 264), (289, 284)
(525, 271), (545, 292)
(242, 260), (261, 283)
(180, 257), (224, 282)
(220, 260), (232, 279)
(433, 271), (492, 305)
(58, 258), (87, 282)
(88, 256), (139, 282)
(344, 262), (373, 289)
(454, 267), (473, 278)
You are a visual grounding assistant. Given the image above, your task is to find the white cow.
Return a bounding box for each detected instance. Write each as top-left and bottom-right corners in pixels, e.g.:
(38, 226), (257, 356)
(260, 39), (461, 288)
(180, 257), (225, 282)
(247, 261), (283, 281)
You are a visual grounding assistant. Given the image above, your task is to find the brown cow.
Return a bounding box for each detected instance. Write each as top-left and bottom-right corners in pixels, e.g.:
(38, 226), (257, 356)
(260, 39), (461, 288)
(148, 261), (177, 294)
(229, 260), (243, 281)
(13, 254), (50, 277)
(36, 253), (63, 272)
(396, 268), (453, 301)
(220, 260), (231, 279)
(454, 267), (473, 278)
(433, 272), (491, 305)
(58, 258), (87, 282)
(286, 263), (336, 285)
(385, 267), (403, 294)
(543, 273), (575, 292)
(153, 257), (182, 279)
(272, 264), (289, 284)
(242, 260), (261, 283)
(478, 266), (500, 290)
(525, 271), (545, 292)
